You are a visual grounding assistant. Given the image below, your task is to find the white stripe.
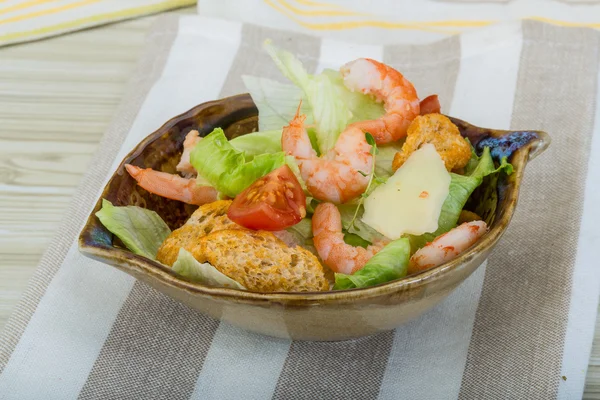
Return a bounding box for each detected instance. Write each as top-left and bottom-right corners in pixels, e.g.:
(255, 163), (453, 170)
(378, 22), (523, 400)
(317, 39), (383, 73)
(0, 16), (242, 399)
(378, 265), (486, 400)
(449, 22), (523, 130)
(557, 60), (600, 400)
(190, 323), (291, 400)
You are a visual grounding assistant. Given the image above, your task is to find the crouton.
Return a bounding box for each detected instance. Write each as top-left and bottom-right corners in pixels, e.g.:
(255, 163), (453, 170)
(156, 200), (331, 292)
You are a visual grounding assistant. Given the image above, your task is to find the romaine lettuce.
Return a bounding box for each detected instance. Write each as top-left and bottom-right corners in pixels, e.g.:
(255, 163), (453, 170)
(230, 129), (283, 159)
(334, 237), (410, 289)
(374, 142), (404, 178)
(190, 128), (286, 198)
(241, 75), (312, 132)
(321, 68), (385, 123)
(263, 40), (351, 155)
(172, 248), (246, 290)
(95, 199), (171, 259)
(338, 203), (385, 244)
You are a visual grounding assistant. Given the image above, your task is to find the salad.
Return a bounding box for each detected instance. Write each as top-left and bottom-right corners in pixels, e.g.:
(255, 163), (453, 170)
(96, 41), (513, 293)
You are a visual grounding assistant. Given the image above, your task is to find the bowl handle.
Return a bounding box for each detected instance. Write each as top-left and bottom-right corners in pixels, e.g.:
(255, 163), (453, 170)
(527, 130), (551, 161)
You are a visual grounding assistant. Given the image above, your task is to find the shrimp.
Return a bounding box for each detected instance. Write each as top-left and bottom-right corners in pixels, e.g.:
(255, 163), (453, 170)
(176, 130), (202, 176)
(125, 164), (217, 206)
(408, 220), (487, 275)
(340, 58), (420, 144)
(312, 203), (386, 274)
(392, 113), (471, 172)
(282, 108), (373, 204)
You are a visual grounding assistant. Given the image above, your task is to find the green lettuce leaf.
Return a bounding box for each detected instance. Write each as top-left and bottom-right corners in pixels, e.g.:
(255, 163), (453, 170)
(338, 204), (386, 244)
(286, 218), (312, 241)
(243, 72), (384, 138)
(172, 248), (245, 290)
(241, 75), (310, 132)
(466, 155), (513, 226)
(190, 128), (286, 197)
(230, 129), (283, 159)
(374, 142), (404, 178)
(321, 68), (385, 123)
(284, 218), (317, 254)
(409, 147), (513, 250)
(334, 237), (410, 290)
(343, 232), (370, 248)
(263, 40), (350, 155)
(95, 199), (171, 259)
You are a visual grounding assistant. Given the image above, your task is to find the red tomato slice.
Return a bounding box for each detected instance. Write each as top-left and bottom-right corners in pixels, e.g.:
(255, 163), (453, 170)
(419, 95), (441, 115)
(227, 165), (306, 231)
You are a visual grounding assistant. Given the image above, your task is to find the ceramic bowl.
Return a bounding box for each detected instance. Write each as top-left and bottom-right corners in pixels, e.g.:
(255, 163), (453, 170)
(78, 94), (550, 341)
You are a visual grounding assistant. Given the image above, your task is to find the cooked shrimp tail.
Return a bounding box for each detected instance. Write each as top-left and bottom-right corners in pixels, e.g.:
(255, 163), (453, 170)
(341, 58), (420, 144)
(312, 203), (386, 274)
(408, 220), (487, 275)
(176, 130), (202, 176)
(282, 110), (373, 203)
(125, 164), (217, 206)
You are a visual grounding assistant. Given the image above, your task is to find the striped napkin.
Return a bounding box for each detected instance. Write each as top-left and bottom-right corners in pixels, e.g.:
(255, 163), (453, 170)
(1, 14), (599, 400)
(0, 0), (194, 47)
(197, 0), (600, 44)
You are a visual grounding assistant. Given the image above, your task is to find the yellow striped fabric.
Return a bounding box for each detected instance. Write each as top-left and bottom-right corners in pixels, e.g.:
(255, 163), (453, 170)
(0, 0), (195, 47)
(197, 0), (600, 44)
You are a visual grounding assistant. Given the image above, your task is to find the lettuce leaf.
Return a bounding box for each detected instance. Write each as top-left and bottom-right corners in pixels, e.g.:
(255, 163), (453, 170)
(263, 40), (350, 155)
(95, 199), (171, 259)
(243, 71), (384, 139)
(374, 142), (404, 178)
(409, 147), (513, 250)
(334, 237), (410, 289)
(286, 218), (312, 241)
(172, 248), (246, 290)
(230, 129), (283, 159)
(343, 232), (371, 248)
(284, 218), (317, 254)
(241, 75), (312, 132)
(321, 68), (385, 123)
(190, 128), (286, 197)
(338, 204), (386, 244)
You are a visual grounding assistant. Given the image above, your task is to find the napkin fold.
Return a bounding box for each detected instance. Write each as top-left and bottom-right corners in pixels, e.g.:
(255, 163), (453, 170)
(0, 13), (599, 400)
(0, 0), (194, 47)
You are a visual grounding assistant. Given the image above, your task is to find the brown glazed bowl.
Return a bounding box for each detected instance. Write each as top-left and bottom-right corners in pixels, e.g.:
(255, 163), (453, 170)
(79, 94), (550, 341)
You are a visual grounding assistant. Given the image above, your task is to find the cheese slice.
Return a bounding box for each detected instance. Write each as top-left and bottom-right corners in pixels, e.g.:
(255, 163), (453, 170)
(362, 144), (450, 239)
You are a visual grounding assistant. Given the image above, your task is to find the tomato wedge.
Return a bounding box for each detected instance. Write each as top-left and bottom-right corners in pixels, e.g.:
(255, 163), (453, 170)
(227, 165), (306, 231)
(419, 94), (441, 115)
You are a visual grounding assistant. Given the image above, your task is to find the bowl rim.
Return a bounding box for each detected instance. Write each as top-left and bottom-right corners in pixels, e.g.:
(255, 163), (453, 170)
(79, 93), (550, 304)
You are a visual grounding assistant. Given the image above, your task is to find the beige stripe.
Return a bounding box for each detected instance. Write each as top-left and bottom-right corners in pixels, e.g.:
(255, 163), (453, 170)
(219, 23), (321, 98)
(0, 15), (180, 374)
(77, 282), (220, 400)
(384, 35), (461, 111)
(459, 20), (600, 399)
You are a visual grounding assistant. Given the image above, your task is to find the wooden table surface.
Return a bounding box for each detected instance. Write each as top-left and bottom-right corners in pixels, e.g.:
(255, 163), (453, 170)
(0, 6), (599, 397)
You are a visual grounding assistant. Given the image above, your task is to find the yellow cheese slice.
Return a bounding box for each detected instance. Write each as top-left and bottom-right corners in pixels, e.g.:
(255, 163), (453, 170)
(362, 144), (450, 239)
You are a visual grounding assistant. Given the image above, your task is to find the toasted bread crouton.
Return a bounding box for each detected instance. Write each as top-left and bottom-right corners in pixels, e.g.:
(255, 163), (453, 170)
(157, 200), (331, 292)
(192, 230), (331, 292)
(156, 200), (245, 265)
